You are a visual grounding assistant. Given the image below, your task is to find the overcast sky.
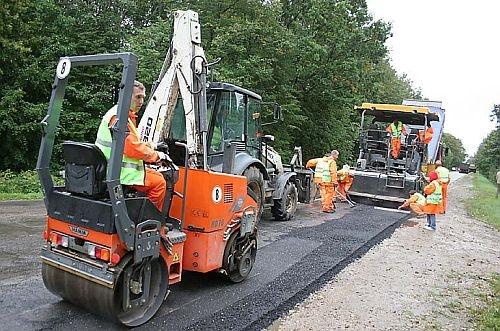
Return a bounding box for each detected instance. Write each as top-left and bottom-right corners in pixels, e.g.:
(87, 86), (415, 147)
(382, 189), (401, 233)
(365, 0), (499, 157)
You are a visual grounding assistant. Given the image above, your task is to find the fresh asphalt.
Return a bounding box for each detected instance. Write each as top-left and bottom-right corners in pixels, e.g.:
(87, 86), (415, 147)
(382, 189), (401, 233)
(0, 198), (410, 330)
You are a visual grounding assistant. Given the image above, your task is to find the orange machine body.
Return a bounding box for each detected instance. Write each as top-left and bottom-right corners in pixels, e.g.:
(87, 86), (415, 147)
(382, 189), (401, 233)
(45, 217), (185, 285)
(44, 167), (255, 286)
(169, 168), (256, 273)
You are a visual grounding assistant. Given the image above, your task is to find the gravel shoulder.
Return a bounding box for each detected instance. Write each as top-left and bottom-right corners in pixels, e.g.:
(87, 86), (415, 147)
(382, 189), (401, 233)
(271, 174), (500, 330)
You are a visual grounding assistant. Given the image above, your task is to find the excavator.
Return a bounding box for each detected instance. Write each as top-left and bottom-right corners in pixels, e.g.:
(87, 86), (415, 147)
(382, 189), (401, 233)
(137, 11), (314, 221)
(37, 11), (259, 326)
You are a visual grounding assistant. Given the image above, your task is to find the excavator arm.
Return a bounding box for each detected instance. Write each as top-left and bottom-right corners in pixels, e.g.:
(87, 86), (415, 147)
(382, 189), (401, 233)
(138, 10), (208, 168)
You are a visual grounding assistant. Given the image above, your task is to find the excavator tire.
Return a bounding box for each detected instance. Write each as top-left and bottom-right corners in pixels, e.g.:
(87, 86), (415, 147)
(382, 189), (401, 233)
(271, 181), (298, 221)
(42, 256), (168, 327)
(243, 166), (264, 218)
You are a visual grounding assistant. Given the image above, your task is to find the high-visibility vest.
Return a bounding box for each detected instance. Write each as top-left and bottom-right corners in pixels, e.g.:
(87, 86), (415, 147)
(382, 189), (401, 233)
(435, 166), (450, 183)
(315, 158), (334, 183)
(412, 192), (426, 206)
(426, 180), (442, 205)
(390, 122), (403, 138)
(95, 106), (145, 186)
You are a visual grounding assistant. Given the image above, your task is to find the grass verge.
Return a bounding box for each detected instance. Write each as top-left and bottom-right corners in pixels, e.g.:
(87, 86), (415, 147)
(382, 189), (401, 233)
(466, 173), (500, 230)
(470, 274), (500, 330)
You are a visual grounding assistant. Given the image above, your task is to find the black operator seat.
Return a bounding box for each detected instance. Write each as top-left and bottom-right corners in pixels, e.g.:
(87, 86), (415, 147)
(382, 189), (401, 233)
(61, 141), (166, 229)
(62, 141), (108, 197)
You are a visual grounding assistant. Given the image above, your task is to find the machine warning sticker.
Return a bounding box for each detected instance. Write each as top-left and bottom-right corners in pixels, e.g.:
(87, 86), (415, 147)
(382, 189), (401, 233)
(172, 252), (180, 262)
(212, 185), (222, 204)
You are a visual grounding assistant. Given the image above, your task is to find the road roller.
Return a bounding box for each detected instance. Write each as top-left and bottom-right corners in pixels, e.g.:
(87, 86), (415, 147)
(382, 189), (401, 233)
(36, 52), (258, 326)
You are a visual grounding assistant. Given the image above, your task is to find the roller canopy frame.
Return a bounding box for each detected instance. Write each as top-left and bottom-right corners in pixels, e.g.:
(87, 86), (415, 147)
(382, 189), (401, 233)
(36, 53), (138, 250)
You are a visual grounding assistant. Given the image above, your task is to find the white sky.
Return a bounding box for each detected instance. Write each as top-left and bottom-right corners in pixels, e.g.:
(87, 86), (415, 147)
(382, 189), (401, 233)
(366, 0), (499, 156)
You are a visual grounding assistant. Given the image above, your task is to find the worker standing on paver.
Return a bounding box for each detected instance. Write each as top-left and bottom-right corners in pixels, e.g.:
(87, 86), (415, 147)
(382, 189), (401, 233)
(422, 171), (443, 230)
(435, 160), (450, 212)
(306, 150), (339, 213)
(398, 190), (426, 216)
(418, 122), (434, 144)
(386, 118), (407, 159)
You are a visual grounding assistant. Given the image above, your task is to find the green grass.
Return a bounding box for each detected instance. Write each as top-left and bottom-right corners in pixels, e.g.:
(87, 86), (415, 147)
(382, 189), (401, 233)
(470, 274), (500, 330)
(466, 173), (500, 230)
(0, 170), (63, 201)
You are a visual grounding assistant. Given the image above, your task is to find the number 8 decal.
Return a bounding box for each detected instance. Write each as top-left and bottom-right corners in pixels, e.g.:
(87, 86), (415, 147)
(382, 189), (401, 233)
(212, 186), (222, 204)
(56, 58), (71, 79)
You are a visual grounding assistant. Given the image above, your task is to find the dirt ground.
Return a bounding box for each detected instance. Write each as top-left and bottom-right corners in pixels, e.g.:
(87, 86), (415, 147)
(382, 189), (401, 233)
(271, 175), (500, 330)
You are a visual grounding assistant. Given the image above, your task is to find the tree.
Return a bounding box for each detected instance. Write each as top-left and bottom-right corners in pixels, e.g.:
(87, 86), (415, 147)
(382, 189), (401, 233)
(475, 105), (500, 182)
(441, 133), (466, 169)
(1, 0), (422, 171)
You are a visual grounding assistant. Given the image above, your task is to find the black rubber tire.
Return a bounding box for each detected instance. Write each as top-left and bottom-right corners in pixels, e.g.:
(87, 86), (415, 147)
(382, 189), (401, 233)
(243, 166), (264, 218)
(222, 231), (257, 283)
(271, 181), (298, 221)
(115, 258), (169, 327)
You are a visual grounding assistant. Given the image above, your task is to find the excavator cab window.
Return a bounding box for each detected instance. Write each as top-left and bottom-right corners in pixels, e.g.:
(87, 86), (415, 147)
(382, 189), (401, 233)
(169, 97), (187, 141)
(247, 97), (261, 158)
(209, 91), (245, 153)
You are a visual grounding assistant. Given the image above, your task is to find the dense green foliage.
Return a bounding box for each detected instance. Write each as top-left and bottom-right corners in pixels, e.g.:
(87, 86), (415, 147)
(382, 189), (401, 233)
(442, 133), (466, 169)
(474, 105), (499, 183)
(0, 170), (63, 200)
(1, 0), (421, 171)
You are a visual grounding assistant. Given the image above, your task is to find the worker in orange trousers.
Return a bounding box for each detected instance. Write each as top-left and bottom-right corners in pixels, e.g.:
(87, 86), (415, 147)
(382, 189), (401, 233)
(337, 165), (354, 202)
(434, 160), (450, 212)
(386, 118), (407, 159)
(398, 190), (426, 216)
(306, 150), (339, 213)
(95, 81), (167, 212)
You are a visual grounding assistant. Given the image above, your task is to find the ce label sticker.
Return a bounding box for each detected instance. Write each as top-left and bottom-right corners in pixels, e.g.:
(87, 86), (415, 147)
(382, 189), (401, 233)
(212, 185), (222, 204)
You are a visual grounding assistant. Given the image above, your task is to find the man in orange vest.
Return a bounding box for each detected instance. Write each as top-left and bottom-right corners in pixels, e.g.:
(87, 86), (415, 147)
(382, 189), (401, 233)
(337, 165), (354, 202)
(422, 171), (443, 230)
(434, 160), (450, 212)
(95, 80), (168, 212)
(306, 150), (339, 213)
(386, 118), (407, 159)
(418, 123), (434, 144)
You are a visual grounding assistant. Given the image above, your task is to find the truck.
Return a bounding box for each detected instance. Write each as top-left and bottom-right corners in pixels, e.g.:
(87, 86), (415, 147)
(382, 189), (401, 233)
(459, 162), (472, 173)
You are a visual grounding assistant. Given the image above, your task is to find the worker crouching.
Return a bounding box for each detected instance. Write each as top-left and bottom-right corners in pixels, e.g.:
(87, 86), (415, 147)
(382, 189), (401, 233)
(398, 190), (426, 217)
(306, 150), (339, 213)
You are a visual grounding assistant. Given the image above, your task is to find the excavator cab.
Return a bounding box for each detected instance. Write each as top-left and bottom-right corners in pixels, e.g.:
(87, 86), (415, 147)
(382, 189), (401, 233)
(137, 10), (313, 222)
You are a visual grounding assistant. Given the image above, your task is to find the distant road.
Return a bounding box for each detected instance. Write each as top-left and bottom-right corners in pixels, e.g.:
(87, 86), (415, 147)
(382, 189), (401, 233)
(450, 170), (466, 183)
